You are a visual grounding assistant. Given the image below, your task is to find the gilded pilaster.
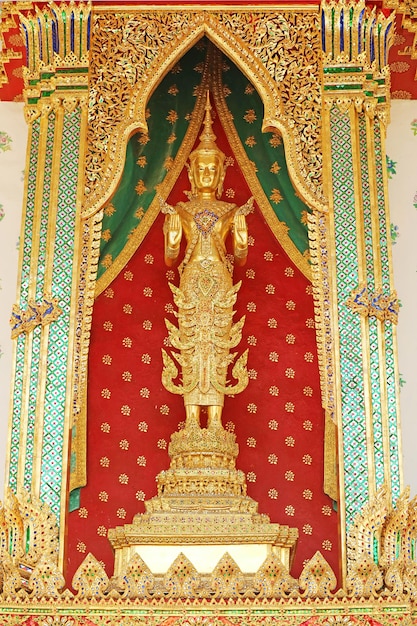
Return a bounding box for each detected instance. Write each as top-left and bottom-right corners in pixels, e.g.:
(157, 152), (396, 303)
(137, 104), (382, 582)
(6, 2), (91, 568)
(320, 0), (401, 579)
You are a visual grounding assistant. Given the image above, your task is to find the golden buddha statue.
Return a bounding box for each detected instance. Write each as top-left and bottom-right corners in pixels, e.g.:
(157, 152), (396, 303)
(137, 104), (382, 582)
(161, 93), (253, 431)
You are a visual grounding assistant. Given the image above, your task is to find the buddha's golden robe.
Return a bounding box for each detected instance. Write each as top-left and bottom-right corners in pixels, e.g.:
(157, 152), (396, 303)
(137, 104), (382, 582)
(162, 197), (248, 406)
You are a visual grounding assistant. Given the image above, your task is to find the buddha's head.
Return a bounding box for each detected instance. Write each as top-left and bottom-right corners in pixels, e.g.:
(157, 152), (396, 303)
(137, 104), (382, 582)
(188, 92), (225, 198)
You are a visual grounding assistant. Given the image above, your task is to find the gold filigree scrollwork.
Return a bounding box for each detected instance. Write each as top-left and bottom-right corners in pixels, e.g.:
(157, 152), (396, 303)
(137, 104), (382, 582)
(346, 284), (399, 324)
(83, 9), (324, 218)
(10, 294), (62, 339)
(214, 11), (324, 207)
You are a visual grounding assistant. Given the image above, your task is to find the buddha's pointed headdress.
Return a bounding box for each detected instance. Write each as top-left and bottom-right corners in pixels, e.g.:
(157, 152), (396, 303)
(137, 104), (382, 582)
(188, 92), (226, 198)
(189, 91), (225, 166)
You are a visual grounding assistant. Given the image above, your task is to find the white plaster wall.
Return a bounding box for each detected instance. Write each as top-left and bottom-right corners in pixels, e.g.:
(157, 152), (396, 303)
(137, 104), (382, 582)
(0, 100), (416, 503)
(387, 100), (417, 498)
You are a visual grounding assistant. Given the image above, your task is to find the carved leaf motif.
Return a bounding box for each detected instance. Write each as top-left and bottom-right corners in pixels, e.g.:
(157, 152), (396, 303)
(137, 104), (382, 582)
(28, 553), (66, 598)
(1, 551), (23, 599)
(0, 487), (59, 601)
(253, 554), (298, 597)
(71, 553), (109, 599)
(210, 552), (245, 597)
(346, 557), (383, 598)
(163, 552), (201, 598)
(380, 487), (409, 569)
(347, 485), (389, 569)
(403, 561), (417, 601)
(299, 551), (337, 598)
(116, 552), (155, 599)
(384, 560), (404, 597)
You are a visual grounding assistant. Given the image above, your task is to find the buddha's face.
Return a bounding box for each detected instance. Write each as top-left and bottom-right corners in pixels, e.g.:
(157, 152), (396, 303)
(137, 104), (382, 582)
(191, 153), (223, 194)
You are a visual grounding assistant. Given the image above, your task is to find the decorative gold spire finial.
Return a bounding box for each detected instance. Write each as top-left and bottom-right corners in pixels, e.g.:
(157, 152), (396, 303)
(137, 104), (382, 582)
(190, 91), (225, 166)
(199, 90), (217, 148)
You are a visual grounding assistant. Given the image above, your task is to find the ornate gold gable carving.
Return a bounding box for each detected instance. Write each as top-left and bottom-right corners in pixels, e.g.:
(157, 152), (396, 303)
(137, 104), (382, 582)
(84, 9), (324, 219)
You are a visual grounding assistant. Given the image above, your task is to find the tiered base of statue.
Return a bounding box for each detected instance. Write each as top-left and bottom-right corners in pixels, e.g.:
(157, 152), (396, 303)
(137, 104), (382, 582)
(108, 424), (298, 579)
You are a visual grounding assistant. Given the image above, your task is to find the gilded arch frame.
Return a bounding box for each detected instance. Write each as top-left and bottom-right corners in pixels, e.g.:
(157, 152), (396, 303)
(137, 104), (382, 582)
(82, 7), (326, 219)
(73, 7), (332, 498)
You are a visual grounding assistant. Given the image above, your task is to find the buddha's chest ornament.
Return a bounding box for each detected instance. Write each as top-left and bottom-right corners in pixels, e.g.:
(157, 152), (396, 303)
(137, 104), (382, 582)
(194, 208), (219, 237)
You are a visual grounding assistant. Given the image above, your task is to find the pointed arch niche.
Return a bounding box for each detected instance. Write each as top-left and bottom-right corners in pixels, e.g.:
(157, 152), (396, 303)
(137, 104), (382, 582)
(66, 12), (341, 584)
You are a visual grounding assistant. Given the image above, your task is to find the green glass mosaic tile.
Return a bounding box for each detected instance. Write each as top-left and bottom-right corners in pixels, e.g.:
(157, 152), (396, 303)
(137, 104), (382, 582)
(56, 67), (89, 74)
(359, 116), (374, 290)
(369, 317), (385, 489)
(324, 66), (363, 74)
(385, 325), (401, 504)
(374, 123), (390, 290)
(9, 334), (26, 491)
(23, 326), (41, 488)
(35, 113), (55, 301)
(20, 118), (40, 307)
(40, 109), (81, 521)
(9, 118), (42, 491)
(56, 85), (88, 91)
(324, 83), (362, 91)
(331, 105), (369, 527)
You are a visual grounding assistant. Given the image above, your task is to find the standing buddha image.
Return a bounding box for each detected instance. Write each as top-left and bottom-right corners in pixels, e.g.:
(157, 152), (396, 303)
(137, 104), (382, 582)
(161, 93), (253, 432)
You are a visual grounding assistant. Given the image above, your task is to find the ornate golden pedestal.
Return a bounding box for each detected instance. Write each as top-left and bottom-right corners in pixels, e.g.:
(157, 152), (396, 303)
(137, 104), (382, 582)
(108, 425), (298, 580)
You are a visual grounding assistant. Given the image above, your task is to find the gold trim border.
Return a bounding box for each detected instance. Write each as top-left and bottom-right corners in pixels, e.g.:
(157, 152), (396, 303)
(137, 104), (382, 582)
(93, 4), (319, 13)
